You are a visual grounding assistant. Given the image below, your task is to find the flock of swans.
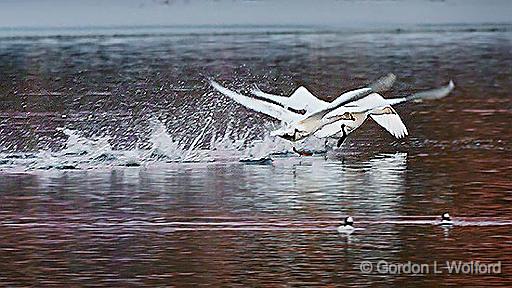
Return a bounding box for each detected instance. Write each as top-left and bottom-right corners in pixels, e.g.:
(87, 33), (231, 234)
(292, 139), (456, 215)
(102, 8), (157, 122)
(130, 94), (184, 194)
(210, 73), (455, 154)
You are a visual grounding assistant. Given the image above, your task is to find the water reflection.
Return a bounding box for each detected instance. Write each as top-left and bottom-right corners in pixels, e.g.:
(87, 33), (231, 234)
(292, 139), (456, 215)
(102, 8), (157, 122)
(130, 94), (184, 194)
(0, 153), (410, 285)
(1, 152), (408, 219)
(1, 148), (511, 286)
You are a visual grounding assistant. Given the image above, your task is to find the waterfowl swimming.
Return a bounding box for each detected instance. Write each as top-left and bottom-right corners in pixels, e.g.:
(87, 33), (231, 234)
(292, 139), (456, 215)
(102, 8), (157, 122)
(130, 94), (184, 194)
(210, 74), (455, 150)
(440, 212), (453, 225)
(337, 216), (356, 234)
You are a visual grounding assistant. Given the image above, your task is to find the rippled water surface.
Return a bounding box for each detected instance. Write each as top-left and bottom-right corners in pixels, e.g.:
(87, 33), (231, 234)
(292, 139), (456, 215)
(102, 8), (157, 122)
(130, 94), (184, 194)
(1, 25), (512, 286)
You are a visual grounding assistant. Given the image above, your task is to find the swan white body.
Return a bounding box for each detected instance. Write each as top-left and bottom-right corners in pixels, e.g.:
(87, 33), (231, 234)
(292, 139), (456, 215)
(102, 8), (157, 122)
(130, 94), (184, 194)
(210, 75), (454, 146)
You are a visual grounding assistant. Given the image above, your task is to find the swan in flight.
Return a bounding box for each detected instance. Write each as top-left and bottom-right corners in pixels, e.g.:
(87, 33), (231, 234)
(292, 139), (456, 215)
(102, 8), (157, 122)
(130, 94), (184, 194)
(210, 74), (455, 148)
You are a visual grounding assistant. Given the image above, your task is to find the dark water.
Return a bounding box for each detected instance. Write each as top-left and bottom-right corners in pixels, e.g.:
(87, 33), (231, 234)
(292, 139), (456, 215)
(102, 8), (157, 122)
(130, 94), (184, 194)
(1, 25), (512, 286)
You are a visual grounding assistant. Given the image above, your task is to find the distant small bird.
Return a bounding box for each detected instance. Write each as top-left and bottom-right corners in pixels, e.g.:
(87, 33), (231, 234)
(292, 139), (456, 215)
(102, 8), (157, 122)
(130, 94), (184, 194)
(337, 216), (356, 234)
(440, 212), (453, 226)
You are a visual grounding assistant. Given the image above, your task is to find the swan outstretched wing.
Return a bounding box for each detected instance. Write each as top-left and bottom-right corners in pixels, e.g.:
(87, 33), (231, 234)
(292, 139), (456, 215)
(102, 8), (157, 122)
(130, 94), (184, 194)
(329, 73), (396, 108)
(369, 80), (455, 139)
(250, 73), (396, 116)
(299, 74), (397, 124)
(325, 93), (390, 117)
(408, 80), (455, 102)
(321, 94), (407, 139)
(386, 80), (456, 106)
(210, 80), (301, 124)
(289, 86), (328, 112)
(251, 85), (328, 114)
(370, 107), (408, 139)
(250, 85), (288, 104)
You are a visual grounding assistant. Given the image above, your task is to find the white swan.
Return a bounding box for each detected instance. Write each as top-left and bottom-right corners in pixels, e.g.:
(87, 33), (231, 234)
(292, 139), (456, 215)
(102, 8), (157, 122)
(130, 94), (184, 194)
(210, 74), (454, 148)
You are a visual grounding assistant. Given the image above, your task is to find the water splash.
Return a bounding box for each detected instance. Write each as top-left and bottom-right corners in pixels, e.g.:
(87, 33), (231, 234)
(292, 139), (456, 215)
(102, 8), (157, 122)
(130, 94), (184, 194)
(147, 119), (211, 163)
(0, 119), (325, 170)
